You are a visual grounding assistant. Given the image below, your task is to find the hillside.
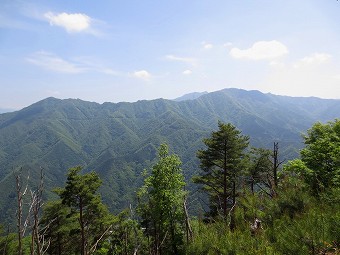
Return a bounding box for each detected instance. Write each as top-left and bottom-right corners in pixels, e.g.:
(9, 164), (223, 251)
(0, 88), (339, 223)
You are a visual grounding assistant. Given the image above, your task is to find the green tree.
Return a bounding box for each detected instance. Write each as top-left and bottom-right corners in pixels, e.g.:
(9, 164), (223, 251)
(301, 119), (340, 193)
(194, 122), (249, 230)
(105, 209), (146, 255)
(246, 147), (273, 196)
(57, 166), (113, 255)
(137, 144), (186, 255)
(0, 224), (16, 255)
(40, 200), (77, 255)
(285, 119), (340, 195)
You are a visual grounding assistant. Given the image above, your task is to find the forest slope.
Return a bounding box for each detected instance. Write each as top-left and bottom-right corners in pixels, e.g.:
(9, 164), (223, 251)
(0, 88), (339, 223)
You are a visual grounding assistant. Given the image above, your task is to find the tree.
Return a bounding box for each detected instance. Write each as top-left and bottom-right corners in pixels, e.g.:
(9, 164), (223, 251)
(29, 169), (46, 255)
(286, 119), (340, 194)
(246, 147), (273, 196)
(105, 209), (145, 255)
(245, 143), (284, 198)
(194, 121), (249, 230)
(15, 174), (27, 255)
(56, 166), (113, 255)
(0, 224), (16, 255)
(272, 142), (284, 191)
(40, 200), (76, 255)
(15, 169), (46, 255)
(137, 144), (186, 255)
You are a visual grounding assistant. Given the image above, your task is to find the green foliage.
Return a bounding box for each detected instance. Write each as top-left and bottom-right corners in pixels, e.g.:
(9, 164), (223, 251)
(264, 185), (340, 254)
(0, 225), (16, 255)
(138, 144), (186, 254)
(245, 147), (273, 195)
(283, 159), (310, 177)
(44, 166), (114, 255)
(102, 209), (147, 255)
(194, 121), (249, 225)
(40, 200), (78, 254)
(0, 234), (31, 255)
(300, 119), (340, 193)
(188, 177), (339, 254)
(188, 119), (340, 254)
(2, 89), (339, 223)
(39, 167), (147, 255)
(186, 220), (274, 255)
(283, 119), (340, 197)
(0, 94), (340, 254)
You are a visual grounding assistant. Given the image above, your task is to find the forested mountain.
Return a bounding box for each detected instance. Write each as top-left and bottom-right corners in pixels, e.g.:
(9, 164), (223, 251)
(0, 88), (339, 223)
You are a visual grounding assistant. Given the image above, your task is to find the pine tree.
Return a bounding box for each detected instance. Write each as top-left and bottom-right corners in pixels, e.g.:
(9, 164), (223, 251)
(194, 122), (249, 230)
(40, 200), (77, 255)
(57, 166), (113, 255)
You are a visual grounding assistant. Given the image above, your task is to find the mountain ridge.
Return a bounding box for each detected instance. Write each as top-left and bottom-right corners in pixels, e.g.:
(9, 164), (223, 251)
(0, 88), (339, 223)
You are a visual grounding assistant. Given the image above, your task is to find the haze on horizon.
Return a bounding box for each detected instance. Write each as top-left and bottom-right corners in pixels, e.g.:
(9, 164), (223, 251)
(1, 0), (340, 110)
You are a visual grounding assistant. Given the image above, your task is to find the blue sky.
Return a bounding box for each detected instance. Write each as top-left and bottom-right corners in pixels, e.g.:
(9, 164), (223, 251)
(1, 0), (340, 110)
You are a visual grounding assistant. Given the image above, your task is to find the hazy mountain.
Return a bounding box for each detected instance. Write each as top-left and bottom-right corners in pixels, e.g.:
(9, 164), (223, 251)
(0, 108), (15, 114)
(0, 88), (339, 223)
(173, 91), (208, 101)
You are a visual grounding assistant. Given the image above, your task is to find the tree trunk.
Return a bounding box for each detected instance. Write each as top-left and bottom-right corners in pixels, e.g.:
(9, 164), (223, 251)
(273, 142), (279, 189)
(16, 175), (23, 255)
(169, 216), (178, 255)
(272, 142), (284, 196)
(223, 141), (228, 219)
(230, 180), (236, 231)
(184, 198), (193, 243)
(79, 198), (86, 255)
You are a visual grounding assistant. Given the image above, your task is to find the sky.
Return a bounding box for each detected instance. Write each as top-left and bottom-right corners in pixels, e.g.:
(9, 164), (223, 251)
(1, 0), (340, 110)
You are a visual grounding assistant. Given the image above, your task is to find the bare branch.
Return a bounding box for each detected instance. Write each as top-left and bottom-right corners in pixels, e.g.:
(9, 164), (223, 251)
(89, 224), (113, 254)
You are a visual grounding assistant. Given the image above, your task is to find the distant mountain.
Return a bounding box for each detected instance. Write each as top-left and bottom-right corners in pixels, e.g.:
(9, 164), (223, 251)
(0, 88), (339, 224)
(173, 91), (208, 101)
(0, 108), (15, 114)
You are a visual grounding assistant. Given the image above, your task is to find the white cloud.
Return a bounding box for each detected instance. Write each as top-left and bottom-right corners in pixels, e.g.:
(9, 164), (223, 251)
(101, 68), (118, 75)
(26, 51), (85, 73)
(72, 56), (118, 75)
(44, 12), (91, 33)
(26, 51), (118, 75)
(202, 42), (213, 49)
(293, 53), (331, 69)
(223, 42), (233, 48)
(0, 14), (31, 30)
(262, 52), (339, 99)
(269, 60), (285, 68)
(165, 55), (197, 66)
(182, 70), (192, 75)
(230, 40), (288, 60)
(134, 70), (151, 80)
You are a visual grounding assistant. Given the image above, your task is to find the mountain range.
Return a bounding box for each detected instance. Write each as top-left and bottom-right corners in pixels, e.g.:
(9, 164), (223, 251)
(0, 88), (339, 224)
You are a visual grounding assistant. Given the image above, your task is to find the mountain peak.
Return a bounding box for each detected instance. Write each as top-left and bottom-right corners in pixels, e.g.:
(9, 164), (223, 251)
(173, 91), (208, 101)
(1, 87), (340, 223)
